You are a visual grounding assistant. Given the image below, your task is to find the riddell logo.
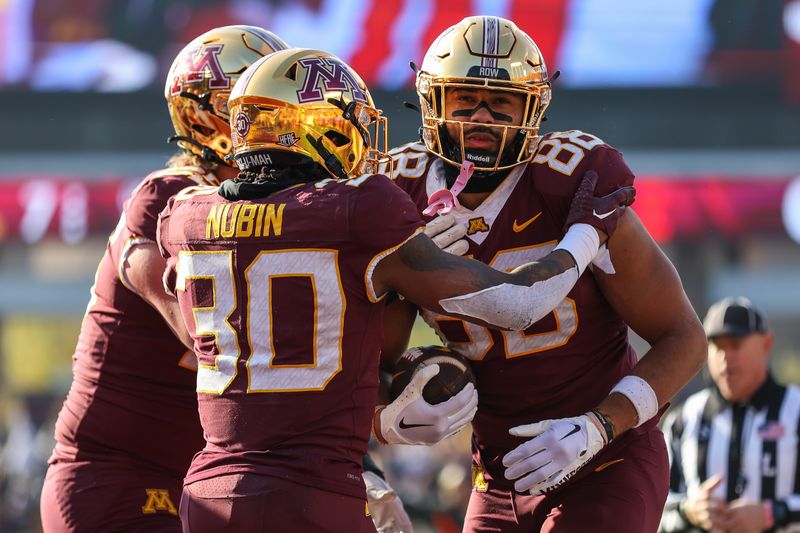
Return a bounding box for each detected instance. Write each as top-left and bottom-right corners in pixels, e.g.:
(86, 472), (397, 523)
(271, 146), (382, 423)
(296, 57), (368, 104)
(169, 44), (229, 96)
(466, 152), (492, 164)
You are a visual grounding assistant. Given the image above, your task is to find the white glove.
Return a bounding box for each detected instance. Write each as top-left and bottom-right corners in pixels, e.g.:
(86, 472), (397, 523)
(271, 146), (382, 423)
(374, 364), (478, 445)
(363, 471), (414, 533)
(502, 412), (608, 495)
(424, 214), (469, 256)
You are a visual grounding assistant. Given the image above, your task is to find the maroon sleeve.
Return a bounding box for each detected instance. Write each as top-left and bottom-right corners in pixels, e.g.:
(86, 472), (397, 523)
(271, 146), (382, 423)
(156, 196), (178, 296)
(349, 174), (425, 252)
(533, 140), (636, 223)
(587, 145), (636, 194)
(125, 175), (199, 240)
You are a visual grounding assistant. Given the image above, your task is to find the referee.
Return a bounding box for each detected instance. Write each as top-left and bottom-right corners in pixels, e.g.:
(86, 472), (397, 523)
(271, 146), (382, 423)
(660, 297), (800, 533)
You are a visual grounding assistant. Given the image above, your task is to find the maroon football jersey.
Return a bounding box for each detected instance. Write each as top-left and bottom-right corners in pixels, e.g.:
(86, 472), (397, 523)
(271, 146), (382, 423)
(50, 166), (212, 477)
(158, 174), (423, 498)
(390, 131), (641, 487)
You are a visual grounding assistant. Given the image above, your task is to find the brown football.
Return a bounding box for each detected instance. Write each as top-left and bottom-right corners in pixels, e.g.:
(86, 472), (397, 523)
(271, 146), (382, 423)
(389, 345), (476, 405)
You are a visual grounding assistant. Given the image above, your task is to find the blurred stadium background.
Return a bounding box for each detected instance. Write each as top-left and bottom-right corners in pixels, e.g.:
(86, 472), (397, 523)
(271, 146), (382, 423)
(1, 0), (800, 531)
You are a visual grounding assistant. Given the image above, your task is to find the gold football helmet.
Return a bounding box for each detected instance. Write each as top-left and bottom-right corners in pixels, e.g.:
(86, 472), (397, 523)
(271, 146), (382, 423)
(165, 26), (289, 167)
(228, 48), (389, 180)
(416, 16), (551, 172)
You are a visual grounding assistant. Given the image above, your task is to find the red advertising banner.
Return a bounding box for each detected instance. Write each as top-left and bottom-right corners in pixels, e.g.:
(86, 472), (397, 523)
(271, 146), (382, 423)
(0, 175), (795, 245)
(0, 177), (138, 244)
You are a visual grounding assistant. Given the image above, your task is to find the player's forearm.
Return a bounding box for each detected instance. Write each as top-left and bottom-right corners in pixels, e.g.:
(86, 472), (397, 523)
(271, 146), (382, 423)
(508, 249), (576, 285)
(596, 317), (706, 437)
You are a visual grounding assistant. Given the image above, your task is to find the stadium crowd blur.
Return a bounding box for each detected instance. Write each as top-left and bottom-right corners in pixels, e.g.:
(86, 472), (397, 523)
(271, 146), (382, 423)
(1, 0), (800, 531)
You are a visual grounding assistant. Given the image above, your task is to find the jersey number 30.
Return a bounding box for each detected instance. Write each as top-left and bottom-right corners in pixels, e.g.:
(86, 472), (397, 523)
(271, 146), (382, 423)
(175, 250), (345, 394)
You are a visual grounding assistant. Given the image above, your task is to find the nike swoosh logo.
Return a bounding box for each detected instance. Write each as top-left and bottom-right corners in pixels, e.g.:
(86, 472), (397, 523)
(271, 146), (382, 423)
(560, 423), (581, 440)
(512, 212), (542, 232)
(398, 418), (434, 430)
(593, 209), (615, 220)
(594, 458), (625, 472)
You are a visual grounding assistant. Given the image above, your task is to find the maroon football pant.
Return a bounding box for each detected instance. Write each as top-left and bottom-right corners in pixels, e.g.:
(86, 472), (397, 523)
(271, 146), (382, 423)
(464, 427), (669, 533)
(40, 459), (182, 533)
(180, 473), (376, 533)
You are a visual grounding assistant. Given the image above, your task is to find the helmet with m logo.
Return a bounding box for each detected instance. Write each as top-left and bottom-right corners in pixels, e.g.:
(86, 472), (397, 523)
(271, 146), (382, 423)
(165, 26), (289, 167)
(416, 16), (551, 173)
(228, 48), (389, 179)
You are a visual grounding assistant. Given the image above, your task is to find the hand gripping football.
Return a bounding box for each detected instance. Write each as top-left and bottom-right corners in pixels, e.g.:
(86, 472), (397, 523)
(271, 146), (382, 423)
(390, 345), (476, 405)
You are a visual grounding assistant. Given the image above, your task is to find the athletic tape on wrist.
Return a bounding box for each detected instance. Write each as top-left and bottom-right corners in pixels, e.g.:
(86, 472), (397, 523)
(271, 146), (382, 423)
(555, 223), (600, 275)
(610, 375), (658, 427)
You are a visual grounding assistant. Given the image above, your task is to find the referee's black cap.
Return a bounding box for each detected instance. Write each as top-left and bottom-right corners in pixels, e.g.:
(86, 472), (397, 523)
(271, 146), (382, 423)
(703, 297), (768, 340)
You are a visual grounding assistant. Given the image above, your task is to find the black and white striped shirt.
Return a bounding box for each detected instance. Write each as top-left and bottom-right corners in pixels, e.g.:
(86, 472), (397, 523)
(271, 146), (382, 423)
(660, 376), (800, 532)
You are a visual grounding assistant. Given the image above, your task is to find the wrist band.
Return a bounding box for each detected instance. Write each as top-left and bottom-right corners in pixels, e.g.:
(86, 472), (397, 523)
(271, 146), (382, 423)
(610, 375), (658, 427)
(555, 223), (600, 275)
(772, 500), (790, 527)
(762, 501), (775, 530)
(372, 406), (388, 444)
(590, 409), (615, 443)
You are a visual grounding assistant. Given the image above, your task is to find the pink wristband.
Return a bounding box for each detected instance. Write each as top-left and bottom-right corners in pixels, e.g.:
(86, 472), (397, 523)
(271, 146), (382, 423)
(763, 501), (775, 530)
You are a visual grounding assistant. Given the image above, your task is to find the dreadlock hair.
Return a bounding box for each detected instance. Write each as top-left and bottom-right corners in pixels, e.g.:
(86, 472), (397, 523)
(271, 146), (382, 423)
(166, 150), (212, 171)
(235, 159), (329, 184)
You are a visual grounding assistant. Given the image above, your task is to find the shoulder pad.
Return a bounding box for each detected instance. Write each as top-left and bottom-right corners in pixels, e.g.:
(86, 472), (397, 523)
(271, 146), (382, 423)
(144, 166), (218, 186)
(388, 141), (427, 156)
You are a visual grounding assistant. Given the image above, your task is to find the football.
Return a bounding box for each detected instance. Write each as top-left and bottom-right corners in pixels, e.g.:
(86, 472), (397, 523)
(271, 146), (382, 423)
(389, 345), (476, 405)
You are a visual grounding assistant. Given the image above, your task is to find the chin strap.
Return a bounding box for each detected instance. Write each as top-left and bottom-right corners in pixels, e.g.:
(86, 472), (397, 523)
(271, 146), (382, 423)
(167, 135), (229, 168)
(305, 134), (348, 179)
(179, 90), (214, 112)
(327, 98), (371, 145)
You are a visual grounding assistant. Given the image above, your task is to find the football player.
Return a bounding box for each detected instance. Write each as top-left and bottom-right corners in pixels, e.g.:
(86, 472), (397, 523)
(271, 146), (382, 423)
(39, 26), (289, 533)
(379, 16), (708, 532)
(157, 47), (634, 533)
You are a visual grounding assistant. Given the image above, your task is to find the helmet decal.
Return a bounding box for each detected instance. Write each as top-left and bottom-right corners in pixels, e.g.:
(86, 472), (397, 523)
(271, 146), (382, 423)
(233, 112), (251, 140)
(296, 57), (368, 104)
(481, 16), (499, 65)
(277, 132), (300, 147)
(169, 44), (230, 96)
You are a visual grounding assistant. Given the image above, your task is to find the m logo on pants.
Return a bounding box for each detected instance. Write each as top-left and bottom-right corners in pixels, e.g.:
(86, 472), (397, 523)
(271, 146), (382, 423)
(141, 488), (178, 515)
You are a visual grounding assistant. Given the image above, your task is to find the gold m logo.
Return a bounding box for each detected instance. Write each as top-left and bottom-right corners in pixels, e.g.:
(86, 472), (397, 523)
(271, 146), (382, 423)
(467, 217), (490, 235)
(141, 489), (178, 515)
(296, 57), (368, 104)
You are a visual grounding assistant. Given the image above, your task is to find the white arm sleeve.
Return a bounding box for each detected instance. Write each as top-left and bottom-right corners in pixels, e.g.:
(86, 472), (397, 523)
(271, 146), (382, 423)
(439, 267), (579, 331)
(438, 224), (600, 331)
